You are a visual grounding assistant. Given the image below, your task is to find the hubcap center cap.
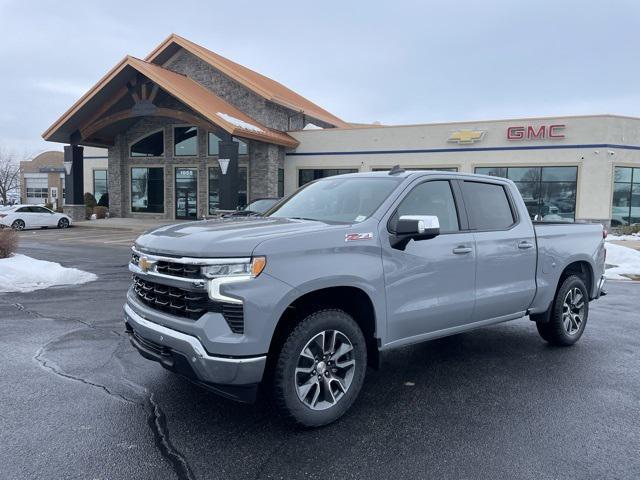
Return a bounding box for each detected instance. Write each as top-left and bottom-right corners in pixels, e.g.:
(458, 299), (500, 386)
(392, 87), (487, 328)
(316, 361), (327, 375)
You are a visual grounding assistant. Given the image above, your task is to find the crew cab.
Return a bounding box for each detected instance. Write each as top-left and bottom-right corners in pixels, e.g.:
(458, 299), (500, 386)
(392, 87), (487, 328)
(125, 169), (606, 426)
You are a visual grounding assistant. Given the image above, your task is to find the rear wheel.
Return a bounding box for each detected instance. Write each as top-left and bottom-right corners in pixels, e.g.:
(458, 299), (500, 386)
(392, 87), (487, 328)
(536, 275), (589, 346)
(273, 309), (367, 427)
(11, 219), (25, 230)
(57, 218), (69, 229)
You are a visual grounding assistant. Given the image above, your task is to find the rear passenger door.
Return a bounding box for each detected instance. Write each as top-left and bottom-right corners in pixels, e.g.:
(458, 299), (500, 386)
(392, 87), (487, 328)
(460, 180), (537, 321)
(382, 179), (476, 345)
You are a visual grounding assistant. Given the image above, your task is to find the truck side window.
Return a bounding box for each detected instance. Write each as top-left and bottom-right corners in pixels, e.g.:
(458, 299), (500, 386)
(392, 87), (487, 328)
(392, 180), (459, 232)
(462, 181), (515, 230)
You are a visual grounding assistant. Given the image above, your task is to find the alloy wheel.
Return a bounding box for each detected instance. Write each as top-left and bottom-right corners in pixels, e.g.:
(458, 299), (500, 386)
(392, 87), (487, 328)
(294, 330), (356, 411)
(12, 220), (24, 230)
(562, 287), (585, 335)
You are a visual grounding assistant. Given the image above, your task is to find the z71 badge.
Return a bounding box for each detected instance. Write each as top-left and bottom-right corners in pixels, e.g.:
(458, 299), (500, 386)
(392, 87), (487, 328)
(345, 232), (374, 242)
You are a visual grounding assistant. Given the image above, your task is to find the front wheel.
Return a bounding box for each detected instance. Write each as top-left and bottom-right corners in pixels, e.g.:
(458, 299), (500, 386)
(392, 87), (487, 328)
(273, 309), (367, 427)
(57, 218), (69, 229)
(536, 275), (589, 346)
(11, 219), (25, 230)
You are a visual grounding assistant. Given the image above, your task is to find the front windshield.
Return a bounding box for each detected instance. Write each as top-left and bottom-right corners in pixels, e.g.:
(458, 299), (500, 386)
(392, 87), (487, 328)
(245, 199), (278, 213)
(267, 176), (401, 223)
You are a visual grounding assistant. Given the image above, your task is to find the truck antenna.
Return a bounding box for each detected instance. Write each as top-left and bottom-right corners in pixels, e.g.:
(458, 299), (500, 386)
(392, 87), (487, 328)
(388, 165), (405, 175)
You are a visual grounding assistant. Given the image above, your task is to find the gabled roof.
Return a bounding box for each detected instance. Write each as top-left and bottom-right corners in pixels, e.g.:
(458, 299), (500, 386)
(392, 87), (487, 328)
(42, 56), (299, 148)
(146, 34), (350, 128)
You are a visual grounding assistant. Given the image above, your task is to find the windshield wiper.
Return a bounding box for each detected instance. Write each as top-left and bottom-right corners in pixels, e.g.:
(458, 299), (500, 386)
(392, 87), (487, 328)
(289, 217), (318, 222)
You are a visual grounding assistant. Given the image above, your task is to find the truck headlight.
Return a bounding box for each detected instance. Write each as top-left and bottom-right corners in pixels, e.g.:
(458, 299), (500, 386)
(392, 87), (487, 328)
(201, 256), (266, 279)
(204, 257), (266, 303)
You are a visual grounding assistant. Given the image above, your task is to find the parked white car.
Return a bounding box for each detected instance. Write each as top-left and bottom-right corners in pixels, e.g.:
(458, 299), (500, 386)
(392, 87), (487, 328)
(0, 205), (72, 230)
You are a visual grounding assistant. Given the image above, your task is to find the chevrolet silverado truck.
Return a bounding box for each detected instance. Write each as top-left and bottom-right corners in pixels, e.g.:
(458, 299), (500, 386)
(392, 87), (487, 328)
(125, 168), (607, 426)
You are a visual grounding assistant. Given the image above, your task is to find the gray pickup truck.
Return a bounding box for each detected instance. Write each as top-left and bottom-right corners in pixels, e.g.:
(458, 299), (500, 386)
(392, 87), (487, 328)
(125, 169), (606, 426)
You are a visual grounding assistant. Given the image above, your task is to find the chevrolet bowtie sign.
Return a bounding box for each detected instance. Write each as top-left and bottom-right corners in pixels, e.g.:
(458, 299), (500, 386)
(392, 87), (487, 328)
(447, 129), (486, 145)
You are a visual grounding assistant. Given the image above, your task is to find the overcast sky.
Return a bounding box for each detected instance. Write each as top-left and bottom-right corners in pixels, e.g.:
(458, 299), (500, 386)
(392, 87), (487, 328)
(1, 0), (640, 155)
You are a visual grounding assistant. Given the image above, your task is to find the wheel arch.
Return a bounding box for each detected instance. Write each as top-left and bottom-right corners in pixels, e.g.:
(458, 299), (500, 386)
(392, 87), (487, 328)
(267, 286), (380, 372)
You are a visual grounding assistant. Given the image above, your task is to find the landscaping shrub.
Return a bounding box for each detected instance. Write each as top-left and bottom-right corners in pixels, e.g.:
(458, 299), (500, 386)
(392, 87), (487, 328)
(616, 224), (640, 235)
(0, 228), (18, 259)
(84, 192), (97, 208)
(94, 206), (108, 219)
(44, 202), (54, 210)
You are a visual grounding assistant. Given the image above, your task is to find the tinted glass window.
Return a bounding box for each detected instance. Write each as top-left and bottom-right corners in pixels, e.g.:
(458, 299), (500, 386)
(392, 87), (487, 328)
(208, 166), (248, 214)
(93, 170), (108, 204)
(131, 131), (164, 157)
(612, 166), (640, 225)
(462, 181), (514, 230)
(393, 181), (459, 232)
(298, 169), (359, 187)
(234, 138), (248, 155)
(131, 167), (164, 213)
(17, 207), (32, 212)
(174, 126), (198, 156)
(208, 133), (221, 156)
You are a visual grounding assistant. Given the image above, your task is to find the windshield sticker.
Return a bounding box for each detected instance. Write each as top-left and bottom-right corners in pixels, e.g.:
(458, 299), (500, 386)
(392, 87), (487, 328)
(354, 215), (366, 222)
(345, 232), (374, 242)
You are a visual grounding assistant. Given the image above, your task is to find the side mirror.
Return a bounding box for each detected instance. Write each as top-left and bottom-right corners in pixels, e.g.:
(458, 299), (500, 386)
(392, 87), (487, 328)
(391, 215), (440, 250)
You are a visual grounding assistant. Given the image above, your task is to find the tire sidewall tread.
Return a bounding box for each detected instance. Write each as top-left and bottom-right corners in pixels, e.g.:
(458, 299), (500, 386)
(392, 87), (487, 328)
(537, 275), (589, 346)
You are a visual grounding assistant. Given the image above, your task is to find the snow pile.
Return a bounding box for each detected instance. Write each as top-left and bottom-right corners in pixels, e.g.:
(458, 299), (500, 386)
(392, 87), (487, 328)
(216, 112), (263, 133)
(0, 254), (97, 293)
(605, 243), (640, 280)
(607, 233), (640, 241)
(303, 123), (323, 130)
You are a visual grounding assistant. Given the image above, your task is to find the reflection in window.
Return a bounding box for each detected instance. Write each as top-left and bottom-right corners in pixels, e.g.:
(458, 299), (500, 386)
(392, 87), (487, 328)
(475, 166), (577, 222)
(612, 167), (640, 226)
(174, 126), (198, 156)
(278, 168), (284, 198)
(93, 170), (108, 205)
(208, 166), (248, 213)
(130, 130), (164, 157)
(234, 137), (248, 155)
(298, 169), (358, 187)
(394, 181), (459, 232)
(131, 167), (164, 213)
(208, 132), (222, 156)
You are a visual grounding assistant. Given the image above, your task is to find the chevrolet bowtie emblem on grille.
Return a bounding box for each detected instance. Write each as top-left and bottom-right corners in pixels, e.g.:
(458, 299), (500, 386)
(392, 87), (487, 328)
(139, 256), (157, 273)
(447, 129), (486, 145)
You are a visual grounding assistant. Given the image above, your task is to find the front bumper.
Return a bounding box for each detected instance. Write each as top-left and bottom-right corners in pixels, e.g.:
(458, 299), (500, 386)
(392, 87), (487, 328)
(124, 303), (267, 402)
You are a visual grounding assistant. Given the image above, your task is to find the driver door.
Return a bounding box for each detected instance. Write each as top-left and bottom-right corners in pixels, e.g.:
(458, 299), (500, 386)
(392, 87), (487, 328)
(381, 179), (476, 346)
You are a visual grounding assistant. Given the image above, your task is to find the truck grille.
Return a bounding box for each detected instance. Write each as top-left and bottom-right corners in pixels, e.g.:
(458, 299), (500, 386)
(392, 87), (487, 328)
(131, 253), (201, 279)
(132, 275), (245, 333)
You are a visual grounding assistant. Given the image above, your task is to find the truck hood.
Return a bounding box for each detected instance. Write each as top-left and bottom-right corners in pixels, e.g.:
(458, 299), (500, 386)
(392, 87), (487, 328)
(134, 217), (341, 257)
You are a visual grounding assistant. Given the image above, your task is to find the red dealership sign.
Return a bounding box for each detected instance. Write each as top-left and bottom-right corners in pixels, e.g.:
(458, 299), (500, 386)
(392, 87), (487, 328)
(506, 124), (565, 140)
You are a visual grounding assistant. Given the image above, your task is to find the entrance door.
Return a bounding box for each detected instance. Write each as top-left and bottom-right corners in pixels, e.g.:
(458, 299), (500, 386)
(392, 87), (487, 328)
(175, 168), (198, 219)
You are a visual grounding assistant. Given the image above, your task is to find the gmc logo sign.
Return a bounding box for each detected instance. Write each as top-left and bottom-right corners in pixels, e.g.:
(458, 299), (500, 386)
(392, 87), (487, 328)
(507, 124), (565, 140)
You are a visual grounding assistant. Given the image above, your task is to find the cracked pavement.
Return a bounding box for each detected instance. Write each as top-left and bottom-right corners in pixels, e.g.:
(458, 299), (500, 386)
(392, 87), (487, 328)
(1, 238), (640, 479)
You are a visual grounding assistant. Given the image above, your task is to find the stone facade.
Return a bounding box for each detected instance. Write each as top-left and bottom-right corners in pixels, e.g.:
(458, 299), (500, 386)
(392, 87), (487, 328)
(106, 49), (316, 219)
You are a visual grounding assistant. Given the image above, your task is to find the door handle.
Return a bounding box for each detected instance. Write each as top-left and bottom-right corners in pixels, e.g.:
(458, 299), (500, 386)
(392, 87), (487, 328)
(452, 246), (472, 254)
(518, 241), (534, 250)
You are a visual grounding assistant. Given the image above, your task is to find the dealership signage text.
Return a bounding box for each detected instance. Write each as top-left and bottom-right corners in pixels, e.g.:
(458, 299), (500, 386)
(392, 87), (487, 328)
(507, 124), (565, 140)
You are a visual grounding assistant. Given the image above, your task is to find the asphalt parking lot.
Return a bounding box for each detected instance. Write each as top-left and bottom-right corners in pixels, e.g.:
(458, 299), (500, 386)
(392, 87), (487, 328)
(1, 237), (639, 480)
(15, 224), (144, 247)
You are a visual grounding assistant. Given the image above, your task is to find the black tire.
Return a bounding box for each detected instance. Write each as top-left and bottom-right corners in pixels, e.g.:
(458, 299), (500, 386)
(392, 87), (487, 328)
(57, 218), (69, 229)
(536, 275), (589, 346)
(11, 219), (25, 230)
(273, 309), (367, 427)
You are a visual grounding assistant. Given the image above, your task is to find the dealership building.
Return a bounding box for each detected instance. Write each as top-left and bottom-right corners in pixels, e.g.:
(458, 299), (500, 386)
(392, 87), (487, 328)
(44, 34), (640, 226)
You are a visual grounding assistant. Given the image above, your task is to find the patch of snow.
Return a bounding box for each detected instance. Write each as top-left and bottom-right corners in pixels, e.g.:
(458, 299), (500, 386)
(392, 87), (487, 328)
(607, 233), (640, 241)
(0, 254), (97, 293)
(216, 112), (263, 133)
(303, 123), (323, 130)
(604, 243), (640, 280)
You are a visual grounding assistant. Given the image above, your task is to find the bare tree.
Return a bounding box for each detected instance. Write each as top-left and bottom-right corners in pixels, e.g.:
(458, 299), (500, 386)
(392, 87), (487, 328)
(0, 146), (21, 205)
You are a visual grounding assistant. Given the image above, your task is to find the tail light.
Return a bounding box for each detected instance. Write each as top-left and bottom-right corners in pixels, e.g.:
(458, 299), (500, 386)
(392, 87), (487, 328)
(603, 229), (608, 239)
(0, 213), (6, 218)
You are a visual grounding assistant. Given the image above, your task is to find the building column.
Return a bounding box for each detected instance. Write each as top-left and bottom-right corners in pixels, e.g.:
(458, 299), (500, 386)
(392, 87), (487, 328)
(218, 140), (239, 210)
(63, 145), (85, 221)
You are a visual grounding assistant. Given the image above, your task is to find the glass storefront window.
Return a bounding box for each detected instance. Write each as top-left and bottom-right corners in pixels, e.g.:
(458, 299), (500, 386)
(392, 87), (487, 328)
(475, 166), (578, 222)
(298, 169), (359, 187)
(234, 137), (248, 155)
(208, 166), (248, 213)
(174, 126), (198, 156)
(175, 168), (198, 219)
(93, 170), (108, 205)
(208, 133), (222, 156)
(130, 130), (164, 157)
(131, 167), (164, 213)
(612, 167), (640, 226)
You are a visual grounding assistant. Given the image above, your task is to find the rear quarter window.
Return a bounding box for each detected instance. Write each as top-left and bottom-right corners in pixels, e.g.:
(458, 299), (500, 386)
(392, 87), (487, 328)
(462, 181), (515, 230)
